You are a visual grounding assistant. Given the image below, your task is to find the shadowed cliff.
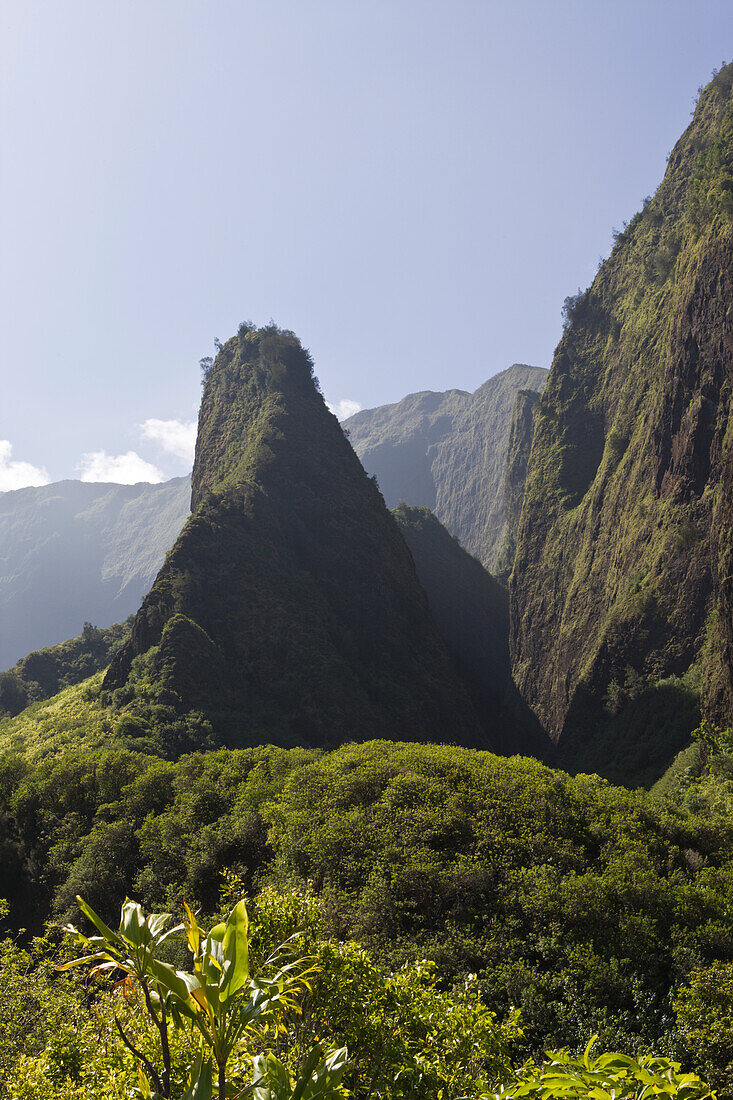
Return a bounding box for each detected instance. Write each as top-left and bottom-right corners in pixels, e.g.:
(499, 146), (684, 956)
(393, 504), (550, 757)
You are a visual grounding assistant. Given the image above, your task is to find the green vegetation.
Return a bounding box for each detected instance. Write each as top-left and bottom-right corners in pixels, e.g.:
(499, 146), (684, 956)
(102, 325), (484, 752)
(481, 1038), (714, 1100)
(511, 62), (733, 780)
(0, 618), (132, 719)
(495, 388), (541, 585)
(6, 66), (733, 1100)
(0, 878), (719, 1099)
(1, 737), (733, 1090)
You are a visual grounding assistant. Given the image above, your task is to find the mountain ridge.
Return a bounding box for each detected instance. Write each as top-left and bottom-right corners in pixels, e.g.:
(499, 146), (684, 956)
(345, 363), (548, 568)
(0, 477), (190, 671)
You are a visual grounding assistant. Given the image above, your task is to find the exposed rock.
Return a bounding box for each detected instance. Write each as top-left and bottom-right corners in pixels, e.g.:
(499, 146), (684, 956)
(345, 364), (548, 568)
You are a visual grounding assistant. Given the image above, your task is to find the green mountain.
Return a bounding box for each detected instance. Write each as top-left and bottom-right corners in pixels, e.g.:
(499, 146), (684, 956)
(104, 324), (486, 750)
(0, 478), (190, 671)
(344, 364), (548, 568)
(510, 64), (733, 784)
(392, 504), (549, 756)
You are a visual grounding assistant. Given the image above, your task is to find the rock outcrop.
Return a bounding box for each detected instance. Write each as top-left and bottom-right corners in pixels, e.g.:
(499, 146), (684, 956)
(105, 325), (486, 750)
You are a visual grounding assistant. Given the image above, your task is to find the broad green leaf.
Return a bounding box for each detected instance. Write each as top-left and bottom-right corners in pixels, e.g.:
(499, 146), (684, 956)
(220, 899), (249, 1002)
(147, 955), (199, 1003)
(181, 1052), (214, 1100)
(76, 895), (123, 947)
(121, 898), (151, 947)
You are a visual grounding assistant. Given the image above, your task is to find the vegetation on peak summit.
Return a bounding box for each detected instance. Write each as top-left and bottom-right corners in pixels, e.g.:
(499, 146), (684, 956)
(104, 325), (488, 753)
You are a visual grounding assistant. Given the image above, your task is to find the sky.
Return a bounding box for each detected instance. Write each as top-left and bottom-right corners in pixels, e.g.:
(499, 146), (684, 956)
(1, 0), (732, 488)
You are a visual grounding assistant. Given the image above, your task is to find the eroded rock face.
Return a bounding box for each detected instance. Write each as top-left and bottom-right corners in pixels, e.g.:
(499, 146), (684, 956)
(344, 364), (548, 569)
(495, 389), (541, 582)
(510, 65), (733, 782)
(105, 326), (486, 750)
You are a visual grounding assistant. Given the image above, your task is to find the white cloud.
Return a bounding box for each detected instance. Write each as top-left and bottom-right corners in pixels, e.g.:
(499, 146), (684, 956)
(0, 440), (50, 492)
(327, 399), (362, 421)
(140, 418), (197, 463)
(77, 450), (165, 484)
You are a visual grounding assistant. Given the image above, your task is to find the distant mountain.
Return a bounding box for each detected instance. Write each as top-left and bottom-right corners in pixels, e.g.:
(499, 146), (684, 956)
(511, 63), (733, 784)
(495, 388), (542, 583)
(105, 324), (487, 751)
(0, 478), (190, 670)
(344, 364), (548, 569)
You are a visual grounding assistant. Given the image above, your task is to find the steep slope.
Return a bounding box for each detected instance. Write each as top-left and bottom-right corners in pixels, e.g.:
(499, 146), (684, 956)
(495, 389), (541, 582)
(344, 364), (548, 568)
(0, 478), (190, 670)
(510, 64), (733, 783)
(393, 505), (549, 755)
(105, 325), (485, 750)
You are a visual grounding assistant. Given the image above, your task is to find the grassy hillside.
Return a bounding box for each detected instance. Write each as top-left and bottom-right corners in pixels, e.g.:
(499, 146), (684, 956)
(0, 618), (132, 718)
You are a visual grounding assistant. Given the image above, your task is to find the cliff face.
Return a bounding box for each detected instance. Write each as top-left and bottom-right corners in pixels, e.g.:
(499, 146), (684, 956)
(0, 478), (190, 670)
(344, 364), (548, 568)
(510, 65), (733, 782)
(495, 389), (541, 582)
(105, 326), (485, 749)
(393, 504), (550, 756)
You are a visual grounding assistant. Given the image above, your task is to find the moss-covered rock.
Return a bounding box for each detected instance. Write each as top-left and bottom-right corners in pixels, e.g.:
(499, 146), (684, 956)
(495, 388), (541, 584)
(510, 64), (733, 783)
(105, 325), (486, 751)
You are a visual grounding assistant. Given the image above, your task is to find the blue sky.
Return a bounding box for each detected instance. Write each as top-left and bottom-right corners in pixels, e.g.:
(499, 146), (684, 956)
(1, 0), (732, 486)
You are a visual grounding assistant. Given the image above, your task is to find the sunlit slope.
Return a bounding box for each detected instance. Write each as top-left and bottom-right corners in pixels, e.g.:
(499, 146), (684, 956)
(0, 674), (114, 761)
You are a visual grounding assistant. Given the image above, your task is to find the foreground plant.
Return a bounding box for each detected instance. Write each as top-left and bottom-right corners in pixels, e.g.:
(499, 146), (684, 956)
(61, 895), (347, 1100)
(480, 1036), (715, 1100)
